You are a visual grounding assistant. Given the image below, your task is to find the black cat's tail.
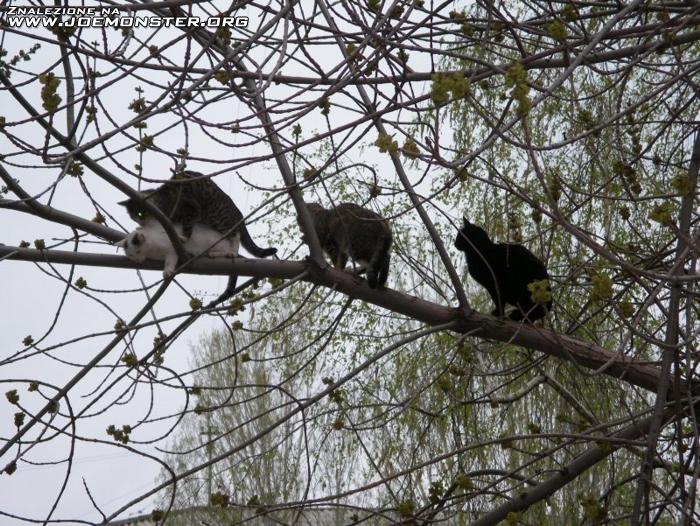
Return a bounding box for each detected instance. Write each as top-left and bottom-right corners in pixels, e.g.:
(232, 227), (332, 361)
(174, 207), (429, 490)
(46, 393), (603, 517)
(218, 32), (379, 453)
(239, 224), (277, 258)
(367, 231), (392, 289)
(211, 275), (239, 307)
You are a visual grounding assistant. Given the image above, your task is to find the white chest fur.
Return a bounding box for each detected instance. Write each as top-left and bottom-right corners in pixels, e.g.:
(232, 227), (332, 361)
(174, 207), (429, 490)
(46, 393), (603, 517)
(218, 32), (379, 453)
(116, 219), (240, 276)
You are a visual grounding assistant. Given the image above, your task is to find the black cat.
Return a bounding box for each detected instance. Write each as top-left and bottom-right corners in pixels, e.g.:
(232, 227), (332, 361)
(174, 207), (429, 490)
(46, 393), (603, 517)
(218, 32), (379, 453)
(454, 218), (552, 322)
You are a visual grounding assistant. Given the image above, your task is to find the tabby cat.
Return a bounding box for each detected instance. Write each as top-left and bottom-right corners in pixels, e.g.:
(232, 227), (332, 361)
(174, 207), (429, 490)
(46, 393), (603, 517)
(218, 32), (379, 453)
(454, 217), (552, 322)
(119, 171), (276, 258)
(306, 202), (392, 289)
(119, 171), (276, 302)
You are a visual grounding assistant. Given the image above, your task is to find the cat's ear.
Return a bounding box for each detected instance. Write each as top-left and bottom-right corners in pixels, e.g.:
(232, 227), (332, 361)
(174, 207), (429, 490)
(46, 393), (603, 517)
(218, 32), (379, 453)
(132, 232), (145, 246)
(118, 191), (149, 206)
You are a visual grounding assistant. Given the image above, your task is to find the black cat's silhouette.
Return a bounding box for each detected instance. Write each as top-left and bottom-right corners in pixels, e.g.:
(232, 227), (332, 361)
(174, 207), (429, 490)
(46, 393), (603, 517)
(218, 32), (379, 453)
(454, 218), (552, 322)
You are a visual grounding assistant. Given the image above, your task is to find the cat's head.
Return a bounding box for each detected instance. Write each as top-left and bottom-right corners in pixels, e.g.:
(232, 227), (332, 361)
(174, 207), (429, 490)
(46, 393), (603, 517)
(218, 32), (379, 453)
(118, 189), (157, 225)
(115, 230), (148, 263)
(455, 217), (491, 251)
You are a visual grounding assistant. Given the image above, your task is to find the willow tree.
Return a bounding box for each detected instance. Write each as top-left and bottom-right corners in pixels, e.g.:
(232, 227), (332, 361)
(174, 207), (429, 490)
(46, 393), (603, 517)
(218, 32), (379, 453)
(0, 1), (698, 525)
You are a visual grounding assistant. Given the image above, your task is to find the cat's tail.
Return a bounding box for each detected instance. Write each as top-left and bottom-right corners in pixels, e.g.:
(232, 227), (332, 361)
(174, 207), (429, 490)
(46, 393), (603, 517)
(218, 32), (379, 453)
(239, 224), (277, 258)
(212, 275), (238, 306)
(366, 230), (392, 289)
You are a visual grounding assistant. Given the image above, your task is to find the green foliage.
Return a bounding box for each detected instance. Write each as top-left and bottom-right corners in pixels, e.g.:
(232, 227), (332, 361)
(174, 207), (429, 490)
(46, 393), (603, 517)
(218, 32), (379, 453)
(214, 70), (230, 85)
(562, 4), (577, 21)
(504, 63), (530, 116)
(66, 160), (83, 177)
(128, 96), (147, 114)
(428, 480), (444, 504)
(135, 134), (154, 152)
(461, 22), (474, 36)
(389, 3), (404, 18)
(121, 352), (138, 367)
(397, 499), (415, 517)
(648, 201), (674, 224)
(528, 279), (551, 304)
(619, 300), (635, 318)
(402, 137), (420, 158)
(216, 27), (232, 46)
(431, 72), (470, 106)
(74, 277), (87, 289)
(0, 43), (41, 78)
(318, 96), (331, 115)
(455, 474), (473, 490)
(670, 172), (692, 196)
(210, 491), (230, 507)
(375, 132), (398, 154)
(227, 298), (245, 316)
(33, 239), (45, 250)
(331, 418), (345, 430)
(5, 390), (19, 405)
(302, 167), (318, 181)
(106, 424), (131, 444)
(590, 272), (613, 301)
(114, 319), (127, 334)
(48, 19), (76, 40)
(548, 20), (567, 42)
(39, 72), (61, 112)
(579, 494), (607, 521)
(577, 109), (596, 131)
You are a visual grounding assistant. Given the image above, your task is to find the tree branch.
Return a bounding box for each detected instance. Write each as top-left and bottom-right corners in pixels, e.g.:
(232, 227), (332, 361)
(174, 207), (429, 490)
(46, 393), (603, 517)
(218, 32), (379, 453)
(0, 244), (692, 398)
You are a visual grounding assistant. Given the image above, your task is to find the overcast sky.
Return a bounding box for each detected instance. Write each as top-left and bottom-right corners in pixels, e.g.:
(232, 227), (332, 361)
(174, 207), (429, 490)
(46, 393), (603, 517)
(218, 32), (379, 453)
(0, 1), (430, 522)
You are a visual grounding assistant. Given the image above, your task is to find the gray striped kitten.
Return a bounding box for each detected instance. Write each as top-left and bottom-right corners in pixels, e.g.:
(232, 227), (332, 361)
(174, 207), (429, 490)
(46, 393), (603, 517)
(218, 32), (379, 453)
(306, 202), (392, 289)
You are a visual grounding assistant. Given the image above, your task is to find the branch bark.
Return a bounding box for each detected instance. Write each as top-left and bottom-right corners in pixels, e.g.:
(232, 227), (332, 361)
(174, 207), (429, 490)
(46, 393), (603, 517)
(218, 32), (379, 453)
(0, 244), (692, 399)
(468, 401), (690, 526)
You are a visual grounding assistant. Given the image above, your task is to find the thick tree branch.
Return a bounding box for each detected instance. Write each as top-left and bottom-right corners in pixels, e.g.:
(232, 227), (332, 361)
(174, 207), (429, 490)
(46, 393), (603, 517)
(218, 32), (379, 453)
(468, 401), (692, 526)
(0, 199), (124, 243)
(0, 245), (692, 399)
(631, 128), (700, 524)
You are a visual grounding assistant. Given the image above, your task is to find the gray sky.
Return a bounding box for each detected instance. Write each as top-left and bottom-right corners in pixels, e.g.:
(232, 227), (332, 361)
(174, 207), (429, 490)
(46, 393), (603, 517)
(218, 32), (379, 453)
(0, 1), (418, 522)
